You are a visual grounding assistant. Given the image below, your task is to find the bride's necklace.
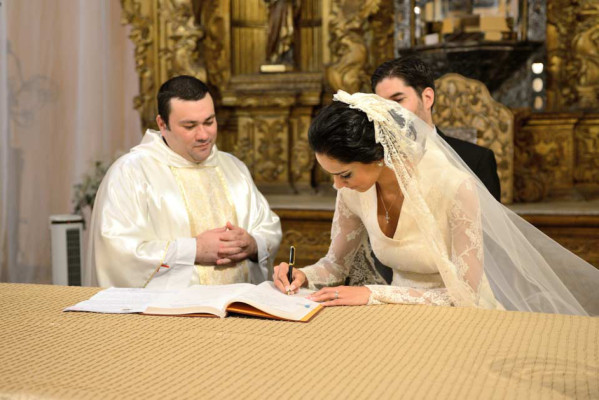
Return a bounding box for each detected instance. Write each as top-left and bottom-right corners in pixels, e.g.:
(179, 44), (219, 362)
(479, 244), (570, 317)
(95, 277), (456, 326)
(377, 183), (401, 224)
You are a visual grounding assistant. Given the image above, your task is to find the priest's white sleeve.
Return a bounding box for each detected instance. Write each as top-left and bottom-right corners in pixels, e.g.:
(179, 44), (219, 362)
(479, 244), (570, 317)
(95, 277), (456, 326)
(87, 157), (195, 288)
(144, 238), (196, 289)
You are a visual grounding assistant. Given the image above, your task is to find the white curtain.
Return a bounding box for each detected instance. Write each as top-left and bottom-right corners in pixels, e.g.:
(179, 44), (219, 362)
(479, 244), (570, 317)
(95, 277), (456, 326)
(0, 0), (141, 283)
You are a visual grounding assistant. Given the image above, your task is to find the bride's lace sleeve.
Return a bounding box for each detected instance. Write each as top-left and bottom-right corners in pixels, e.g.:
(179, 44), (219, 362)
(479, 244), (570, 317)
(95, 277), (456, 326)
(301, 192), (367, 289)
(365, 178), (483, 307)
(365, 286), (453, 306)
(445, 178), (484, 305)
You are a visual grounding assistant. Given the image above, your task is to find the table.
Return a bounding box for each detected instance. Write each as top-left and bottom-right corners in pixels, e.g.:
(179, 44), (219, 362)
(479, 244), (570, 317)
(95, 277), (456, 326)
(0, 283), (597, 399)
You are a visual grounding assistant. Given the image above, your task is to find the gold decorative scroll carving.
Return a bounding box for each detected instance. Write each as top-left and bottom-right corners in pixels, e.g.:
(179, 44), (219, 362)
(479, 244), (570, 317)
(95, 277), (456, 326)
(255, 116), (289, 185)
(121, 0), (207, 132)
(231, 108), (291, 192)
(325, 0), (383, 93)
(547, 0), (599, 111)
(228, 104), (314, 193)
(120, 0), (159, 132)
(158, 0), (206, 82)
(434, 73), (514, 204)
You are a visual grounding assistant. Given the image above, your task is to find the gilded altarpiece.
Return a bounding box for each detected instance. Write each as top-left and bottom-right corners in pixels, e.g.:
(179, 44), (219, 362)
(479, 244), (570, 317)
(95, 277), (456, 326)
(514, 1), (599, 202)
(120, 0), (599, 266)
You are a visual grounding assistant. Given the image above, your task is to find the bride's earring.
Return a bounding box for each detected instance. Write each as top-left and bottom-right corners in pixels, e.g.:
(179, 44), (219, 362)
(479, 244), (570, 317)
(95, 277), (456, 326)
(377, 161), (384, 167)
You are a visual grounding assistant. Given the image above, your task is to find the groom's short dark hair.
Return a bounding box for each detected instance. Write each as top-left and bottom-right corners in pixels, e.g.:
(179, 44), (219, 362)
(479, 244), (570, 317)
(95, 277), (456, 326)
(371, 56), (435, 96)
(157, 76), (210, 128)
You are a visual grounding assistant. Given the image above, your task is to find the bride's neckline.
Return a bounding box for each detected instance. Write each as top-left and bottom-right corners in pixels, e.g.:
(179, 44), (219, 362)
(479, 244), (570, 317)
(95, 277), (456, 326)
(368, 184), (404, 240)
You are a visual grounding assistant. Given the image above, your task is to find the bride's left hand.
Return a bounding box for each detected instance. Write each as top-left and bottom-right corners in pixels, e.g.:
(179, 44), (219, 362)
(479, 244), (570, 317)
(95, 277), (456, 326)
(307, 286), (371, 306)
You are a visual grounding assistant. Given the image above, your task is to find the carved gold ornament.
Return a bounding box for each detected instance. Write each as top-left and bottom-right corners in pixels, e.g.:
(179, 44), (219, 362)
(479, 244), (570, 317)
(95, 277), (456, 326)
(434, 73), (514, 203)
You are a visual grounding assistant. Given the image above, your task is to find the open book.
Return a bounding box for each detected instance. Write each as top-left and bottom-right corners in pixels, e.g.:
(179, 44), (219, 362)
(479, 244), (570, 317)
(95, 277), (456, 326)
(65, 282), (323, 322)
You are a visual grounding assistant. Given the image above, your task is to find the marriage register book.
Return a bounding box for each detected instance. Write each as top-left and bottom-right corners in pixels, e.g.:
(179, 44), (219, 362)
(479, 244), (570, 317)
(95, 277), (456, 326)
(64, 282), (323, 322)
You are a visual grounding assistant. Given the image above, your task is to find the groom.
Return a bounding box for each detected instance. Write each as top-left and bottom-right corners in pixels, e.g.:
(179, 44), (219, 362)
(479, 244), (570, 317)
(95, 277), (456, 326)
(371, 56), (501, 201)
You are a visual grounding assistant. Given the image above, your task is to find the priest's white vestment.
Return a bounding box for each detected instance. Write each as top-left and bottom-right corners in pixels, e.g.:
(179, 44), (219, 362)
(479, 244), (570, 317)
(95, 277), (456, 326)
(85, 130), (282, 289)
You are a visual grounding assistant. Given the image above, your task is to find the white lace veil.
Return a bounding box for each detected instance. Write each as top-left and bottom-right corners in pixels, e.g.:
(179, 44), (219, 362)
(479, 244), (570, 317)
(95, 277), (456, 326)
(334, 90), (599, 316)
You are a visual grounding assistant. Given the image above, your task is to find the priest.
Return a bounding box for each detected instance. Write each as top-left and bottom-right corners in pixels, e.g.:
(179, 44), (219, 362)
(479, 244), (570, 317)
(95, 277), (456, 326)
(86, 76), (282, 289)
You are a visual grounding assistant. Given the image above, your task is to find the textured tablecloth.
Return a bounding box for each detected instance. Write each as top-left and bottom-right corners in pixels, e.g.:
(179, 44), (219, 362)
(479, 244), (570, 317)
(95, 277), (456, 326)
(0, 283), (597, 399)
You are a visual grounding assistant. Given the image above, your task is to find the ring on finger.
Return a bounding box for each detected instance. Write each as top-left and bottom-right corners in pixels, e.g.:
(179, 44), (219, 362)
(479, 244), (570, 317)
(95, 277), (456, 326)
(334, 290), (339, 300)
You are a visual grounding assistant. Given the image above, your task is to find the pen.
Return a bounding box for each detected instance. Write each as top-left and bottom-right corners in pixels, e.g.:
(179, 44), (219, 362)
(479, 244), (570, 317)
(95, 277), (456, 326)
(287, 245), (295, 294)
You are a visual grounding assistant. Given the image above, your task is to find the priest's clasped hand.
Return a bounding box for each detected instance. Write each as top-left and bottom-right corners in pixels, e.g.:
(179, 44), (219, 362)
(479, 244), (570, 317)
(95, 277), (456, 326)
(195, 222), (258, 266)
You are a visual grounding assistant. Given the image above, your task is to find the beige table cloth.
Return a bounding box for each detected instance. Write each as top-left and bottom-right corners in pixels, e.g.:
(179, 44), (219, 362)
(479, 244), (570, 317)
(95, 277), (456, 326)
(0, 283), (597, 399)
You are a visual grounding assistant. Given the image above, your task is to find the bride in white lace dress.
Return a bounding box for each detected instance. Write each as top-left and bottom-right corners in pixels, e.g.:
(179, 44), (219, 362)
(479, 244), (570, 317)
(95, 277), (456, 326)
(273, 91), (599, 315)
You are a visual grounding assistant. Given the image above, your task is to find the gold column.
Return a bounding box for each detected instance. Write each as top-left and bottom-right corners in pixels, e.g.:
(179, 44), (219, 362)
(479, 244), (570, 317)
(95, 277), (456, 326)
(231, 0), (267, 75)
(298, 0), (323, 72)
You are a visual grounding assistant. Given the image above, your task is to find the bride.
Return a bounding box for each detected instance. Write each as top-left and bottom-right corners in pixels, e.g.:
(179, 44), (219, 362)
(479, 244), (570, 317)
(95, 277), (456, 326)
(273, 91), (599, 316)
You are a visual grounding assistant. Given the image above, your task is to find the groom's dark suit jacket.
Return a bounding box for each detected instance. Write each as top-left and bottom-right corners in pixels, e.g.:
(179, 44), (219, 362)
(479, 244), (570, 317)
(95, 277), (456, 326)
(436, 128), (501, 202)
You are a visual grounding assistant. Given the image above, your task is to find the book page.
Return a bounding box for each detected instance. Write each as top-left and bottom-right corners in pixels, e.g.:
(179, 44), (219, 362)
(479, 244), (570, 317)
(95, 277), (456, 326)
(64, 287), (171, 313)
(232, 282), (321, 321)
(145, 283), (255, 317)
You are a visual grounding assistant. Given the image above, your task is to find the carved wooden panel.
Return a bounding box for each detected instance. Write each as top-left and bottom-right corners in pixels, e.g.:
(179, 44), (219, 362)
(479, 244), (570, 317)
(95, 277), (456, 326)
(434, 73), (514, 203)
(574, 114), (599, 184)
(514, 113), (579, 202)
(233, 111), (290, 191)
(273, 209), (333, 267)
(523, 215), (599, 268)
(289, 107), (315, 192)
(221, 72), (322, 193)
(254, 116), (290, 187)
(514, 112), (599, 202)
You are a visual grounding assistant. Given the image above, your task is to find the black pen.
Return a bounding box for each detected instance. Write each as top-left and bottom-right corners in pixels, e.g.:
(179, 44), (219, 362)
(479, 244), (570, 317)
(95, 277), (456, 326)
(286, 245), (295, 294)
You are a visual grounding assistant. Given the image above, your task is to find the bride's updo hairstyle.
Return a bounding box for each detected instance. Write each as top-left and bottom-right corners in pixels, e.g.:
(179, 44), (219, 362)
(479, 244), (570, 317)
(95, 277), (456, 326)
(308, 101), (384, 164)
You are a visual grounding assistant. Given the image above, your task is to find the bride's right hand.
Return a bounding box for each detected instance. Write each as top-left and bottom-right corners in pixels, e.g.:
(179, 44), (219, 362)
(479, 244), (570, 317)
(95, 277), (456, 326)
(273, 262), (307, 295)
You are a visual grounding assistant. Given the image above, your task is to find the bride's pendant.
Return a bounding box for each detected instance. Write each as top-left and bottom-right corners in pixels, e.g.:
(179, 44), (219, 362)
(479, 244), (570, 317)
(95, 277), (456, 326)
(385, 211), (390, 223)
